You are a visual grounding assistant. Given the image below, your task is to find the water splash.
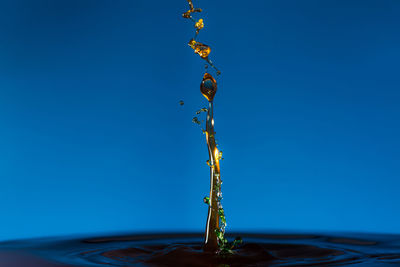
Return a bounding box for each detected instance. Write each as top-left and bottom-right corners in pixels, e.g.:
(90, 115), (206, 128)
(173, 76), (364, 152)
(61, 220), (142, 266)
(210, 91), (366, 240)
(183, 0), (241, 254)
(183, 1), (220, 254)
(182, 0), (221, 76)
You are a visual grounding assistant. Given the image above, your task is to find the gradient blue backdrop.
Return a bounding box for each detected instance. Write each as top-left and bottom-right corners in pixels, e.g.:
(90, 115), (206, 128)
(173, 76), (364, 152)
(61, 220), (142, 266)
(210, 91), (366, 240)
(1, 0), (399, 241)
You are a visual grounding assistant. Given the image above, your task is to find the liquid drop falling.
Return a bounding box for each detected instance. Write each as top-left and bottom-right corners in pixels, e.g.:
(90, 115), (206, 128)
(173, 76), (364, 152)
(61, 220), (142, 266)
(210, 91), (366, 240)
(200, 73), (217, 102)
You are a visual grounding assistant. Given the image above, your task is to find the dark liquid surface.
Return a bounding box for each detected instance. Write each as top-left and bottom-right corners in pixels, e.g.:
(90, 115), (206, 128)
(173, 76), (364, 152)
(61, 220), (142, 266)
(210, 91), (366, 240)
(1, 232), (400, 266)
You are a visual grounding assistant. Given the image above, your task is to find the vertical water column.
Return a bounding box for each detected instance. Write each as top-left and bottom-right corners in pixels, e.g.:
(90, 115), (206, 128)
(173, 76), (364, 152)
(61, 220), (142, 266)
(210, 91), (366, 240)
(201, 73), (221, 252)
(182, 0), (227, 253)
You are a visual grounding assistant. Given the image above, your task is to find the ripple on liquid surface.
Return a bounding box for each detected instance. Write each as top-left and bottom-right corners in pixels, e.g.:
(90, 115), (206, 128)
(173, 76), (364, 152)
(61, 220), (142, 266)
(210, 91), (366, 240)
(2, 232), (400, 266)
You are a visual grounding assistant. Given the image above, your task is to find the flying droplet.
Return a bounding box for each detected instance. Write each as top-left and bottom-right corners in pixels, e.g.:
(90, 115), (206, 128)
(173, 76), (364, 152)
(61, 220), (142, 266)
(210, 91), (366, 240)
(196, 107), (208, 114)
(192, 117), (201, 125)
(182, 0), (202, 18)
(200, 73), (217, 101)
(195, 19), (204, 34)
(188, 39), (211, 59)
(221, 216), (226, 224)
(218, 208), (224, 216)
(206, 160), (214, 167)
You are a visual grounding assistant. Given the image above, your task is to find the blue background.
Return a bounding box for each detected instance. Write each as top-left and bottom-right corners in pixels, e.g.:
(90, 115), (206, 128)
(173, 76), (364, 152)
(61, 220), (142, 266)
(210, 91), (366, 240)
(1, 0), (400, 241)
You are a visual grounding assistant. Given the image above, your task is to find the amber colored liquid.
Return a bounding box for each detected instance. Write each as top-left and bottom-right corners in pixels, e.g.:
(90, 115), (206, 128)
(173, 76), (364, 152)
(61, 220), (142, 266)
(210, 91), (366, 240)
(203, 100), (220, 252)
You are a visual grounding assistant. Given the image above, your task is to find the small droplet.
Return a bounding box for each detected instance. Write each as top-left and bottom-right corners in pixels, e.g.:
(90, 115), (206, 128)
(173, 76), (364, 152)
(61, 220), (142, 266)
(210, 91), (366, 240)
(195, 19), (204, 32)
(206, 160), (214, 167)
(234, 237), (243, 243)
(182, 0), (202, 18)
(218, 208), (224, 216)
(192, 117), (201, 125)
(230, 237), (243, 249)
(221, 217), (226, 225)
(195, 107), (208, 114)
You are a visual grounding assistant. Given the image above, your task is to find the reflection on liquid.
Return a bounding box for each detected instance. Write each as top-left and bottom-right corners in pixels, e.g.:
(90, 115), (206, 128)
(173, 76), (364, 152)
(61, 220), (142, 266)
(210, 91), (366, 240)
(2, 232), (400, 266)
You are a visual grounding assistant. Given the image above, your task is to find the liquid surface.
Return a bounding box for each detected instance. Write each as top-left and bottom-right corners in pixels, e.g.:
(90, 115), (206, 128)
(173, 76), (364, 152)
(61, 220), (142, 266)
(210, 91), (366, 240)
(1, 232), (400, 266)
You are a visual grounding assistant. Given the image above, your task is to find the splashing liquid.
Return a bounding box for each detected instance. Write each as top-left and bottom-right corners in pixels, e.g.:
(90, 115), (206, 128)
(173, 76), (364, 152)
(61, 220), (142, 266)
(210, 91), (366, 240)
(183, 0), (221, 75)
(183, 0), (235, 253)
(200, 73), (221, 252)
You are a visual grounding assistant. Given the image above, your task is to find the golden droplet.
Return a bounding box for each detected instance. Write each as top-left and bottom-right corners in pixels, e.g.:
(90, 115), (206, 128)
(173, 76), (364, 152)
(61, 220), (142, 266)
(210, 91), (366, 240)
(182, 11), (192, 18)
(196, 46), (210, 59)
(188, 0), (194, 10)
(200, 73), (217, 101)
(188, 39), (211, 59)
(188, 39), (196, 49)
(195, 19), (204, 31)
(182, 0), (202, 19)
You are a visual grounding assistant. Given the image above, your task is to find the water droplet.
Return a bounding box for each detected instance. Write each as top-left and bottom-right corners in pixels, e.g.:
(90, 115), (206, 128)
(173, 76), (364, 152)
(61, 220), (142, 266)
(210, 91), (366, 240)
(195, 19), (204, 33)
(218, 208), (224, 216)
(182, 0), (202, 18)
(195, 107), (208, 115)
(206, 160), (214, 167)
(192, 117), (201, 125)
(188, 39), (211, 59)
(200, 73), (217, 101)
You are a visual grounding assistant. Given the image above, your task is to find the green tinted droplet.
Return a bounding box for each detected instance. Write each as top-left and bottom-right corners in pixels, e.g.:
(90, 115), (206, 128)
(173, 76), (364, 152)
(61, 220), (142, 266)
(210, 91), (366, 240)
(218, 208), (224, 216)
(232, 237), (242, 246)
(215, 229), (224, 240)
(192, 117), (201, 125)
(196, 107), (208, 115)
(221, 217), (226, 224)
(218, 151), (223, 160)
